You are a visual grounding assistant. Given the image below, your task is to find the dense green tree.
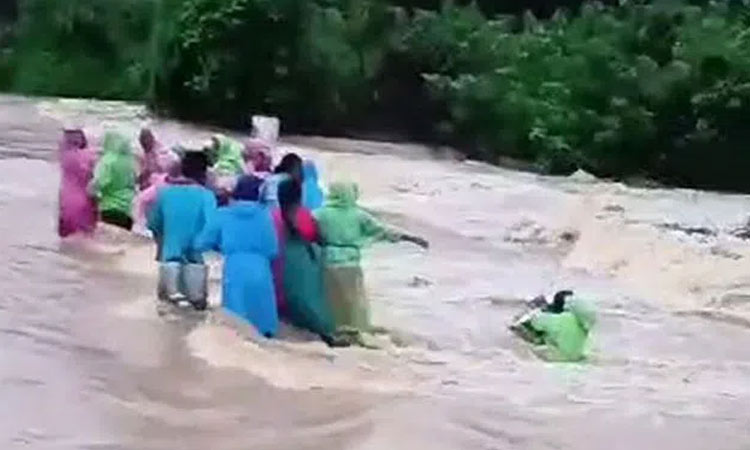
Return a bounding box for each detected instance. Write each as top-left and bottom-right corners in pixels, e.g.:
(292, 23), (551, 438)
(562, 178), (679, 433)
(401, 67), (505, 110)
(6, 0), (750, 191)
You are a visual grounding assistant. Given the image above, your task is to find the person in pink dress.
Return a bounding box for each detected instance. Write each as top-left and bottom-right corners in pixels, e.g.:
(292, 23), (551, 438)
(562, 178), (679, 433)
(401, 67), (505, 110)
(243, 138), (272, 178)
(137, 128), (179, 190)
(58, 128), (98, 238)
(131, 158), (182, 237)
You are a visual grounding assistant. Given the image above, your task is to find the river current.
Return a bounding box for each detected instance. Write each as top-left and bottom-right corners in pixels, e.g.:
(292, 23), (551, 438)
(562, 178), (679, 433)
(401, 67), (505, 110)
(1, 95), (749, 449)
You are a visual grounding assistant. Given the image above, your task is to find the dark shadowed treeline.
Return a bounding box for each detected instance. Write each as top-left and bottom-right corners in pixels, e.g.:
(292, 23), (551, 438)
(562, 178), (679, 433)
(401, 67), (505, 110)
(3, 0), (155, 99)
(4, 0), (750, 191)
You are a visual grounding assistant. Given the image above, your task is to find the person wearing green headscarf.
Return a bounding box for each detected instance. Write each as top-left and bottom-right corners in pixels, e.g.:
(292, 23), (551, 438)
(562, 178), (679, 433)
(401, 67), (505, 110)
(512, 290), (596, 362)
(211, 135), (245, 176)
(91, 132), (137, 230)
(314, 182), (428, 342)
(208, 135), (245, 205)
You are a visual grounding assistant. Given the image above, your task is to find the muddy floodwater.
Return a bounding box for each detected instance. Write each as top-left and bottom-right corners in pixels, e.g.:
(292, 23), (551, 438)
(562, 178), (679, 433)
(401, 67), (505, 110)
(1, 95), (750, 449)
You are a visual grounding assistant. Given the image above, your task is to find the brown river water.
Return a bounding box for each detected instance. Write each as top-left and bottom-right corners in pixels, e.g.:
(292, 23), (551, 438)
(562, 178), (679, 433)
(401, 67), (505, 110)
(1, 95), (750, 449)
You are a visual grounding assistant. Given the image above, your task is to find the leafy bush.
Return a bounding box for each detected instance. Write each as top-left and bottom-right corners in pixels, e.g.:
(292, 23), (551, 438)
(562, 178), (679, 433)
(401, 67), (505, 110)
(6, 0), (750, 191)
(155, 0), (401, 131)
(418, 1), (750, 190)
(10, 0), (156, 99)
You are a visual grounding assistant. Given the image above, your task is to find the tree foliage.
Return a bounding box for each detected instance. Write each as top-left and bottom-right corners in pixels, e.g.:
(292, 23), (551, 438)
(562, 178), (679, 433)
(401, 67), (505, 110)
(5, 0), (750, 190)
(3, 0), (155, 99)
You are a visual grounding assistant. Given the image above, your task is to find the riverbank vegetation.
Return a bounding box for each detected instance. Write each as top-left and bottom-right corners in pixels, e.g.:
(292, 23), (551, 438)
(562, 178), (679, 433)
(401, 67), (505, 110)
(3, 0), (750, 191)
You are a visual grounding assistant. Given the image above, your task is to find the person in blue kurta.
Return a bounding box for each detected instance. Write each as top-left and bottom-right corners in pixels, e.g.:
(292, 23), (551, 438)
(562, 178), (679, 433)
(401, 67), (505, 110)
(302, 160), (324, 210)
(148, 152), (216, 264)
(148, 152), (216, 309)
(195, 175), (280, 337)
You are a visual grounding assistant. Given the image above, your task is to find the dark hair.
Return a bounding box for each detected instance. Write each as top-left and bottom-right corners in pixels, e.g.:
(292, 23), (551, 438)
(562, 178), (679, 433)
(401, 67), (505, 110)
(550, 290), (574, 313)
(181, 152), (209, 185)
(274, 153), (303, 181)
(278, 178), (302, 236)
(233, 175), (263, 201)
(278, 178), (316, 259)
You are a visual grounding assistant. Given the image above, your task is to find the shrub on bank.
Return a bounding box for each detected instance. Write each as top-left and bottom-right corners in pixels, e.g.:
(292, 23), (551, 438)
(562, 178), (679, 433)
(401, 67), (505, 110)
(9, 0), (155, 99)
(420, 1), (750, 189)
(5, 0), (750, 191)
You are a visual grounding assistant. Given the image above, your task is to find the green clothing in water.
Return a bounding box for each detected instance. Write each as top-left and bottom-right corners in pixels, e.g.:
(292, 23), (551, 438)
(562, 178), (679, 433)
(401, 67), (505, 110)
(314, 182), (400, 334)
(528, 299), (596, 362)
(314, 182), (400, 267)
(93, 132), (136, 215)
(213, 135), (244, 175)
(283, 237), (334, 336)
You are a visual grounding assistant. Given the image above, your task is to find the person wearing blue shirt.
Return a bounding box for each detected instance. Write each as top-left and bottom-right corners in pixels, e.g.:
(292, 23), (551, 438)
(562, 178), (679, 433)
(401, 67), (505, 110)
(195, 175), (280, 337)
(148, 152), (216, 309)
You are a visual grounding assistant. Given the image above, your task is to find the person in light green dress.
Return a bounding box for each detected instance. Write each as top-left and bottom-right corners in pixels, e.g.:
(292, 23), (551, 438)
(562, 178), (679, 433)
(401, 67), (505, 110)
(91, 132), (137, 230)
(511, 290), (596, 362)
(314, 182), (428, 342)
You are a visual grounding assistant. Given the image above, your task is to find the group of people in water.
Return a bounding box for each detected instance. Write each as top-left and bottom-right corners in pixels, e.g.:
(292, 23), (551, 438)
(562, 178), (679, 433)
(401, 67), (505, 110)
(58, 125), (428, 347)
(58, 124), (594, 357)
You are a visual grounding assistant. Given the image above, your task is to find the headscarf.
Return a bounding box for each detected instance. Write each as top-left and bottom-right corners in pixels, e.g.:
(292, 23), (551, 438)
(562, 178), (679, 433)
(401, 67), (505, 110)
(139, 128), (162, 189)
(59, 129), (93, 185)
(302, 160), (324, 210)
(212, 134), (245, 176)
(61, 129), (87, 152)
(99, 132), (136, 176)
(233, 175), (264, 201)
(92, 132), (136, 214)
(140, 128), (157, 152)
(58, 128), (97, 237)
(244, 140), (272, 174)
(326, 182), (359, 209)
(568, 297), (596, 332)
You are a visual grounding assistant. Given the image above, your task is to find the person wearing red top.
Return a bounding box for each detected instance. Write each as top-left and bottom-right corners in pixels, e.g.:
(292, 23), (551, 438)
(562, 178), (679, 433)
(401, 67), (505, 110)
(271, 178), (335, 340)
(271, 180), (317, 313)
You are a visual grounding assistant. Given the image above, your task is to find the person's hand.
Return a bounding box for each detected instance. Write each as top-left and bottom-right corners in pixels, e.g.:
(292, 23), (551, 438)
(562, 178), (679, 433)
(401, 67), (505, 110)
(414, 237), (429, 249)
(402, 234), (429, 249)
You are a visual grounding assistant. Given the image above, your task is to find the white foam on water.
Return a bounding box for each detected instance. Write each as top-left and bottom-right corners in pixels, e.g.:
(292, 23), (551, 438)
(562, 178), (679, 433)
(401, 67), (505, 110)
(186, 318), (425, 394)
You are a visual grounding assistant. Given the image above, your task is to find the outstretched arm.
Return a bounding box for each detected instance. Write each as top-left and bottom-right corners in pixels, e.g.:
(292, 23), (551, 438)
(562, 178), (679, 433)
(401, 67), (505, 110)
(360, 210), (429, 248)
(510, 311), (545, 345)
(400, 233), (429, 249)
(360, 210), (402, 243)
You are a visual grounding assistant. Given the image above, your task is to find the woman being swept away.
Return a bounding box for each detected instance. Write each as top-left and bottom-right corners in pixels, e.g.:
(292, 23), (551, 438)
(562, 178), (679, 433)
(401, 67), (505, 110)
(314, 182), (428, 344)
(272, 178), (336, 343)
(58, 128), (98, 238)
(510, 290), (596, 362)
(91, 132), (137, 230)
